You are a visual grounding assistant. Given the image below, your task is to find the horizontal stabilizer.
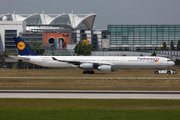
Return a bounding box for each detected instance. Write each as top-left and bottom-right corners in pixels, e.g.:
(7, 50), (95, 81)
(9, 55), (30, 61)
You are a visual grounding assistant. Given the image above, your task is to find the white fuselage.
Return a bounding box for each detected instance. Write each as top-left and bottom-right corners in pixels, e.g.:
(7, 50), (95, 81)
(16, 56), (174, 69)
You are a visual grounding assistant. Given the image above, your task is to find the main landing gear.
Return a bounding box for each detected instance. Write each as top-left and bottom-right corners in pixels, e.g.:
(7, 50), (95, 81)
(82, 71), (95, 74)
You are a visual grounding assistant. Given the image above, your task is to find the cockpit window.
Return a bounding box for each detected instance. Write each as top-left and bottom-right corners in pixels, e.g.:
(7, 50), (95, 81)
(167, 60), (171, 62)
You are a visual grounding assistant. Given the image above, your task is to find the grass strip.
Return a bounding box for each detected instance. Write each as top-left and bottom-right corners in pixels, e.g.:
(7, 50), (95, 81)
(0, 109), (180, 120)
(0, 99), (180, 120)
(1, 78), (180, 90)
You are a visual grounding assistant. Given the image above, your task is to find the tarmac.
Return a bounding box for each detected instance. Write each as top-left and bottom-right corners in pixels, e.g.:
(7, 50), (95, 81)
(0, 90), (180, 99)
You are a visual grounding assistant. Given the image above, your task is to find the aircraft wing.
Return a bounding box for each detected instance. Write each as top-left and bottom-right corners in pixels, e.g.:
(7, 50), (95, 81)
(52, 57), (113, 66)
(52, 57), (81, 65)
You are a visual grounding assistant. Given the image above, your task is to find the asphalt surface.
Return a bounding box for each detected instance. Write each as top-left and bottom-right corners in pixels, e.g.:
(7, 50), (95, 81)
(1, 90), (180, 99)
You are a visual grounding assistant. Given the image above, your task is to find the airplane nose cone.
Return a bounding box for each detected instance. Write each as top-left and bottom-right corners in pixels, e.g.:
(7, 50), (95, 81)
(172, 61), (175, 65)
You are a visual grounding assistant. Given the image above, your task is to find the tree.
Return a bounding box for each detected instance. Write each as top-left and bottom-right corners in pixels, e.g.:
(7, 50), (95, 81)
(74, 41), (94, 56)
(151, 51), (156, 56)
(74, 42), (82, 55)
(162, 42), (167, 50)
(174, 59), (180, 65)
(29, 42), (44, 55)
(170, 40), (175, 50)
(177, 40), (180, 51)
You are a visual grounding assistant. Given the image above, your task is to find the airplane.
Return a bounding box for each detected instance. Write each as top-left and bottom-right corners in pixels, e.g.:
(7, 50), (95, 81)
(9, 36), (175, 74)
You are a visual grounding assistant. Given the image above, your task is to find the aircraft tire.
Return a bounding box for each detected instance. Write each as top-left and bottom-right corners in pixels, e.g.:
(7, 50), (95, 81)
(83, 71), (87, 74)
(155, 71), (159, 74)
(167, 71), (171, 74)
(82, 71), (95, 74)
(90, 71), (95, 74)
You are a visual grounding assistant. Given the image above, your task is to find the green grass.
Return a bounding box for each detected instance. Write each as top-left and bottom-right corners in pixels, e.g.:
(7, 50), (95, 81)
(1, 109), (180, 120)
(0, 99), (180, 120)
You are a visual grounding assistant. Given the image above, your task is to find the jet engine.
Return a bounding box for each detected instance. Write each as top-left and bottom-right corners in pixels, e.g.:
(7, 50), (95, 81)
(79, 63), (94, 70)
(98, 65), (112, 72)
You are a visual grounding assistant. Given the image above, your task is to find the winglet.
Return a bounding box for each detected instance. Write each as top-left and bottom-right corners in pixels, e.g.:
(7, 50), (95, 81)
(13, 36), (39, 56)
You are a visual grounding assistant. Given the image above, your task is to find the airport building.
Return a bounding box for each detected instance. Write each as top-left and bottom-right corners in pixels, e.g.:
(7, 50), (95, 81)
(0, 12), (109, 54)
(1, 12), (180, 54)
(107, 25), (180, 51)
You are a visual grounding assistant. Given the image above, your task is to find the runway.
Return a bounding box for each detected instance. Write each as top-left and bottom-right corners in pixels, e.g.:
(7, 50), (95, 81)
(1, 90), (180, 99)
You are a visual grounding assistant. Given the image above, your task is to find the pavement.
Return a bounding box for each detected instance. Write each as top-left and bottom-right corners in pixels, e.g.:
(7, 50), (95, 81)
(0, 90), (180, 99)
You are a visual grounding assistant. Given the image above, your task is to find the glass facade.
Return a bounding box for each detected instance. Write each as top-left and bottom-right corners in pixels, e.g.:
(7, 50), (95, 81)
(20, 32), (43, 45)
(5, 30), (17, 51)
(108, 25), (180, 51)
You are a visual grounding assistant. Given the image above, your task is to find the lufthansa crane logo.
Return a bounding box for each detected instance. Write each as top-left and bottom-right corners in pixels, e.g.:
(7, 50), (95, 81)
(17, 41), (26, 50)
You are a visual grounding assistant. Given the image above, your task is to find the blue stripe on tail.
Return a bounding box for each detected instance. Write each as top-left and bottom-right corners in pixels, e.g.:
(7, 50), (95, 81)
(13, 36), (39, 56)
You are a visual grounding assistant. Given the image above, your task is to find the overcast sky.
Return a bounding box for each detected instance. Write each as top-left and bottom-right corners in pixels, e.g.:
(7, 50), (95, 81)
(0, 0), (180, 29)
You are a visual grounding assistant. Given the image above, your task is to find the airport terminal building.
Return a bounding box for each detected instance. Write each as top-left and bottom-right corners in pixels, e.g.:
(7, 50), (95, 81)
(1, 12), (180, 54)
(0, 12), (109, 54)
(108, 25), (180, 51)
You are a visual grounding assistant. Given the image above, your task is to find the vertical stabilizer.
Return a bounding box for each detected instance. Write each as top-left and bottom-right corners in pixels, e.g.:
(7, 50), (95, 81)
(13, 36), (39, 56)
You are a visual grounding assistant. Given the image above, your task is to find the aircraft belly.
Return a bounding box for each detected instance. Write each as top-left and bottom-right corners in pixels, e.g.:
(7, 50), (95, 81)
(51, 63), (76, 68)
(117, 62), (164, 69)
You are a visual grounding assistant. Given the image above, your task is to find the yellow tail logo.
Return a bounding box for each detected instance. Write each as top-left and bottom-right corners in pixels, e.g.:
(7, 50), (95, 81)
(17, 41), (26, 50)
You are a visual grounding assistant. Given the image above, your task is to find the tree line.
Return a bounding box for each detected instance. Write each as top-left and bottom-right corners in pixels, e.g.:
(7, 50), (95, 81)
(162, 40), (180, 50)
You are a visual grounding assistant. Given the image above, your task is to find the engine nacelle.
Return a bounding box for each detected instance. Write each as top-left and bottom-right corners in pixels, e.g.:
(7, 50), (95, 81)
(98, 65), (112, 72)
(79, 63), (94, 70)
